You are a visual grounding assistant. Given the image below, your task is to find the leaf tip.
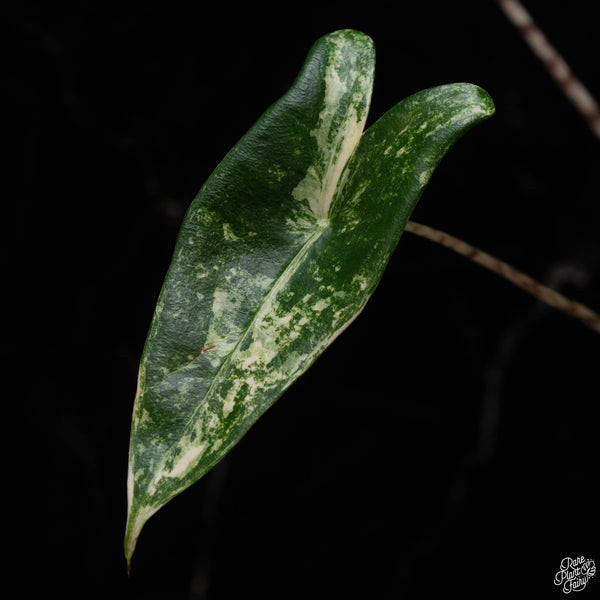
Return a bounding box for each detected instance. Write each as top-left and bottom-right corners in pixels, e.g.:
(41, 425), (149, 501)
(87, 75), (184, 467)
(124, 529), (136, 574)
(124, 509), (142, 572)
(473, 84), (496, 118)
(124, 500), (162, 572)
(445, 82), (496, 132)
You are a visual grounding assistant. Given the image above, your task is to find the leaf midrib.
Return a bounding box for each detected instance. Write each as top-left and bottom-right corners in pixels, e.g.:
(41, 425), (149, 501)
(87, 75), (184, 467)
(140, 219), (330, 494)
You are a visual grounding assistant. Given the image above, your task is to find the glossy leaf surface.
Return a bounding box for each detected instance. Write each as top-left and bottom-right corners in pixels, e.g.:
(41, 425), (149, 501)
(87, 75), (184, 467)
(125, 29), (494, 563)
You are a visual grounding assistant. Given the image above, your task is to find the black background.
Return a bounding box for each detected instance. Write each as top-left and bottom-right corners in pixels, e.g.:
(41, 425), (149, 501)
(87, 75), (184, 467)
(8, 1), (599, 598)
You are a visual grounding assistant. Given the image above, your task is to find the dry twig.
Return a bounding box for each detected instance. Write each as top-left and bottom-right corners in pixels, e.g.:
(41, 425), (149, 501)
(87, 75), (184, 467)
(496, 0), (600, 139)
(405, 220), (600, 334)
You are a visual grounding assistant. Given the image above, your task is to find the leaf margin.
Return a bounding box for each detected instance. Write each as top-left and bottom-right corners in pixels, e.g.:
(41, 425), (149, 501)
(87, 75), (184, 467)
(124, 30), (495, 566)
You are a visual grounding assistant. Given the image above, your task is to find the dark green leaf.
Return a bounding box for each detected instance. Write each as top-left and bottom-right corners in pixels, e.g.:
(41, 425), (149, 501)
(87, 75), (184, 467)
(125, 29), (494, 563)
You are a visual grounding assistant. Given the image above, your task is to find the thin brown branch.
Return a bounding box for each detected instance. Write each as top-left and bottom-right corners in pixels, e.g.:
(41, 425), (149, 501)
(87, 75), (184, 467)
(404, 220), (600, 334)
(496, 0), (600, 140)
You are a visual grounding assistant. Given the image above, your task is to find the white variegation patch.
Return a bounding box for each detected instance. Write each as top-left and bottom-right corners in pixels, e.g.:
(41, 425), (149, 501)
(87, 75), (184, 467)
(222, 223), (239, 241)
(292, 33), (372, 222)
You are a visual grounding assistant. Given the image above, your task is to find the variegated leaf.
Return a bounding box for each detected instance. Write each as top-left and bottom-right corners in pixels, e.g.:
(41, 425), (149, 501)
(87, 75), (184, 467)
(125, 29), (494, 565)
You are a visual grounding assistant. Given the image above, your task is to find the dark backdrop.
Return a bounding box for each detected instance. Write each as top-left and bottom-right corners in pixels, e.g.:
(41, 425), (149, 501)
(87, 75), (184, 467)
(8, 1), (599, 598)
